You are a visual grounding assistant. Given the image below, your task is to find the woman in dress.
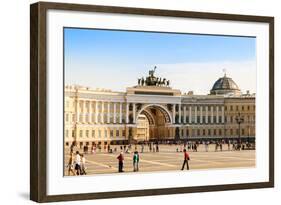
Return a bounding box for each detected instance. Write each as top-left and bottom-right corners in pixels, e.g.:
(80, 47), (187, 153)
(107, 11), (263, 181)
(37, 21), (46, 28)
(67, 153), (76, 176)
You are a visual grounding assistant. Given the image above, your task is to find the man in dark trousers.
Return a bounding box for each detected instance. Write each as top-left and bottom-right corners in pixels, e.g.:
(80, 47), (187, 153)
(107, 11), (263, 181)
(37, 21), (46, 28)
(117, 151), (124, 172)
(181, 149), (190, 170)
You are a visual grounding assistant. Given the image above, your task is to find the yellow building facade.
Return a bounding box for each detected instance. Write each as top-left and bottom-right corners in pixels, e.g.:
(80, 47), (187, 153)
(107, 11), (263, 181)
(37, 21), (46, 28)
(64, 72), (255, 147)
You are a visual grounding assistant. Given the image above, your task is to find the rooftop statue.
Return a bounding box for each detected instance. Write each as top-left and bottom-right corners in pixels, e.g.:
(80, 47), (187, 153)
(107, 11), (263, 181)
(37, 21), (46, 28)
(149, 66), (157, 78)
(137, 66), (171, 87)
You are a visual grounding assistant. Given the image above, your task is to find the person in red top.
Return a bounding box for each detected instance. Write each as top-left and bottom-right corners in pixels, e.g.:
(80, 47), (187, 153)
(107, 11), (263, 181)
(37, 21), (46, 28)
(181, 149), (190, 170)
(117, 151), (124, 172)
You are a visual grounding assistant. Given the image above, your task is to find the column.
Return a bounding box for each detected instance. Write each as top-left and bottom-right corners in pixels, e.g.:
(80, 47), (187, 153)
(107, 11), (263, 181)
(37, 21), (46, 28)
(179, 128), (182, 138)
(95, 101), (98, 123)
(200, 106), (203, 124)
(107, 102), (110, 123)
(87, 101), (90, 123)
(126, 103), (129, 123)
(89, 101), (92, 124)
(205, 106), (208, 124)
(133, 103), (136, 123)
(172, 104), (176, 123)
(189, 106), (192, 123)
(83, 100), (86, 123)
(222, 106), (225, 123)
(119, 103), (122, 123)
(101, 101), (104, 123)
(178, 104), (181, 124)
(113, 102), (117, 123)
(211, 106), (214, 123)
(76, 100), (80, 124)
(216, 106), (219, 123)
(194, 106), (197, 123)
(183, 106), (187, 124)
(80, 100), (83, 123)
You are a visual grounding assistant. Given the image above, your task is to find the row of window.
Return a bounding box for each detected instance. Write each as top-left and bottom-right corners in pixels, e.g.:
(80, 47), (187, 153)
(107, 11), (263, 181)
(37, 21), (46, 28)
(177, 105), (255, 112)
(177, 116), (224, 124)
(66, 100), (255, 113)
(225, 105), (255, 112)
(65, 101), (126, 112)
(65, 129), (126, 138)
(65, 141), (114, 147)
(226, 115), (255, 123)
(178, 105), (224, 112)
(79, 102), (124, 112)
(65, 113), (255, 125)
(179, 115), (255, 124)
(181, 128), (254, 136)
(65, 113), (126, 123)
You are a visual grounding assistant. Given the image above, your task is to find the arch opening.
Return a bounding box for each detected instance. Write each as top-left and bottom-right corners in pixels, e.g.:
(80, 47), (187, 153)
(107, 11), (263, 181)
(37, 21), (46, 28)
(135, 104), (173, 142)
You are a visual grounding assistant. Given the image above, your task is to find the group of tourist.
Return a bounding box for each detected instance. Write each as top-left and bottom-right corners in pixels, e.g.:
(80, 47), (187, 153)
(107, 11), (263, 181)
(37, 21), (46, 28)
(116, 149), (189, 173)
(71, 139), (254, 156)
(67, 139), (254, 175)
(116, 150), (140, 172)
(67, 151), (87, 176)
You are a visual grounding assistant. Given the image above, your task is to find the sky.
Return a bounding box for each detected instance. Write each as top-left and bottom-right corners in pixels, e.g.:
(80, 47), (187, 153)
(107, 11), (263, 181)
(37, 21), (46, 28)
(64, 28), (256, 94)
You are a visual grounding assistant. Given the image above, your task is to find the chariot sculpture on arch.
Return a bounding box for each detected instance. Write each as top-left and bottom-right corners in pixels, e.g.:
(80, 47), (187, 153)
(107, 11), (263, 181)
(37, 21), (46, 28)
(138, 66), (171, 87)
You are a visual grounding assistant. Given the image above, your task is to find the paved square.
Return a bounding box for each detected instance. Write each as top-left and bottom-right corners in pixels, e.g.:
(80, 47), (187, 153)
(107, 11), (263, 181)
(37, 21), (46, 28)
(64, 144), (255, 175)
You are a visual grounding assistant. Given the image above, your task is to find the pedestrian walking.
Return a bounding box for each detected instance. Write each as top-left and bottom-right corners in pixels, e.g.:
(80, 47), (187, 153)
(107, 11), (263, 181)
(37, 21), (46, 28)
(205, 141), (209, 152)
(86, 144), (89, 154)
(117, 151), (124, 172)
(91, 145), (96, 154)
(153, 144), (156, 152)
(181, 149), (190, 170)
(193, 143), (197, 152)
(74, 151), (82, 175)
(133, 151), (139, 172)
(80, 154), (87, 175)
(67, 153), (76, 176)
(70, 144), (74, 154)
(141, 144), (144, 153)
(228, 141), (230, 151)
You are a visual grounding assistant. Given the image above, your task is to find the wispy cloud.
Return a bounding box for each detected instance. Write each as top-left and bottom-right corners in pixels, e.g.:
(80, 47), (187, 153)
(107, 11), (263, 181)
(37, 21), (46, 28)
(155, 60), (256, 94)
(66, 60), (256, 95)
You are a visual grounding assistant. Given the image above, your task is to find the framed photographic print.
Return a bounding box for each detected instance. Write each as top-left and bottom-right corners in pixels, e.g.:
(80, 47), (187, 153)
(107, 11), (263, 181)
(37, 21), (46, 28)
(30, 1), (274, 202)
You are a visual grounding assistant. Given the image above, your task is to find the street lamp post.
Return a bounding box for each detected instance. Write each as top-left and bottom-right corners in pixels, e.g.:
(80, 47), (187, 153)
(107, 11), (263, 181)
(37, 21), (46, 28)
(247, 126), (250, 143)
(235, 112), (244, 149)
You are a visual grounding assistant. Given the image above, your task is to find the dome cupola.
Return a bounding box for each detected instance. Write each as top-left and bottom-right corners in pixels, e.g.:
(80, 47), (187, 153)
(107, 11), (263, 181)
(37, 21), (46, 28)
(210, 74), (241, 96)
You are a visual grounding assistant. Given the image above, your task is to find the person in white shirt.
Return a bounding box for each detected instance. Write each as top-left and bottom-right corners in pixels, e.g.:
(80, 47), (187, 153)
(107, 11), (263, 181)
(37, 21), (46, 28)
(74, 151), (81, 175)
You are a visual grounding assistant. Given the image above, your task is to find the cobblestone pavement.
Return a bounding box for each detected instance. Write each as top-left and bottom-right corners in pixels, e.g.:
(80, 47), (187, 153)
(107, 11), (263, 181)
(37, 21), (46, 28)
(64, 144), (255, 176)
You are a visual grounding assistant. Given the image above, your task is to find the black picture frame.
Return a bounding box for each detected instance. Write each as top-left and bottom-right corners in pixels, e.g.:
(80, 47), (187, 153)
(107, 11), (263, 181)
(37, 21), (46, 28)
(30, 1), (274, 202)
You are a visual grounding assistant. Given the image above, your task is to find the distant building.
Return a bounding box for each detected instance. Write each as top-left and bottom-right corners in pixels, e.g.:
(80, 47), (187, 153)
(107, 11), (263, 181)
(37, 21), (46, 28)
(64, 69), (255, 147)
